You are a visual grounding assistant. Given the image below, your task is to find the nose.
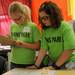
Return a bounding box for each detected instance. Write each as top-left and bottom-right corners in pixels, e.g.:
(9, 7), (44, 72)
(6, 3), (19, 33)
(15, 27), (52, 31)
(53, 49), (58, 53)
(42, 19), (48, 24)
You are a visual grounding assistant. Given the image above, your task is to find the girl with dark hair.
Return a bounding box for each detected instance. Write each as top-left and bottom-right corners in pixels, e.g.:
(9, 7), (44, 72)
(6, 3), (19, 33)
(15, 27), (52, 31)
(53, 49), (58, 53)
(28, 1), (75, 69)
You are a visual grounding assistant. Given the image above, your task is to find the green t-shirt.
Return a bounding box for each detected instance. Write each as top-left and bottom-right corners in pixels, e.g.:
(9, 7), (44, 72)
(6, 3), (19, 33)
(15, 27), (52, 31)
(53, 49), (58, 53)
(41, 21), (75, 62)
(11, 22), (41, 64)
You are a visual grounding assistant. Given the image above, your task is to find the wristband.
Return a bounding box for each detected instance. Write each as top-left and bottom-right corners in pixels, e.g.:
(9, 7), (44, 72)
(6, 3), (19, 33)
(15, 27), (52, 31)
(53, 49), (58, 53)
(52, 63), (60, 69)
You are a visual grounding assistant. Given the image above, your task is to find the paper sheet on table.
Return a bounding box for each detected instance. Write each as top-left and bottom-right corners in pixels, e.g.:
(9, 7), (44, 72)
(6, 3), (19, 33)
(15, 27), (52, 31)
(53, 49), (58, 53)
(0, 36), (14, 45)
(9, 69), (56, 75)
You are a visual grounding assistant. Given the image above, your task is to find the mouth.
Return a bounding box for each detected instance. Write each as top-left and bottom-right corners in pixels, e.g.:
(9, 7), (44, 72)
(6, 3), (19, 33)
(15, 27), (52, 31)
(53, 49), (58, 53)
(14, 16), (22, 21)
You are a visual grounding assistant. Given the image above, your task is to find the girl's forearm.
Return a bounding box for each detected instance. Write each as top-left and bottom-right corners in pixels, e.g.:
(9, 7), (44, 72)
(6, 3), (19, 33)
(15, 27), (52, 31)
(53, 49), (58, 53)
(55, 50), (73, 67)
(35, 49), (46, 67)
(15, 41), (40, 50)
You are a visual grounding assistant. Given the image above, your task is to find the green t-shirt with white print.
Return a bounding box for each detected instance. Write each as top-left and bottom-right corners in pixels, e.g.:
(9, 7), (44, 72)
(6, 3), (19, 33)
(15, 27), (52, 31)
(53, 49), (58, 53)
(11, 22), (41, 64)
(41, 21), (75, 62)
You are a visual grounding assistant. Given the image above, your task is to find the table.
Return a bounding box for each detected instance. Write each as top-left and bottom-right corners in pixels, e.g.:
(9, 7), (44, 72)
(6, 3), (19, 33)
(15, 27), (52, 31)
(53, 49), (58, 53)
(0, 45), (11, 55)
(2, 68), (75, 75)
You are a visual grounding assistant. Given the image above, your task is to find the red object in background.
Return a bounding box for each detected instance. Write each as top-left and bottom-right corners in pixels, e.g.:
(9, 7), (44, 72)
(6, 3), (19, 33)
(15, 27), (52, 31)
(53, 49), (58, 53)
(31, 0), (49, 29)
(0, 15), (11, 36)
(31, 0), (72, 29)
(0, 0), (72, 36)
(50, 0), (72, 21)
(0, 0), (31, 36)
(0, 0), (31, 15)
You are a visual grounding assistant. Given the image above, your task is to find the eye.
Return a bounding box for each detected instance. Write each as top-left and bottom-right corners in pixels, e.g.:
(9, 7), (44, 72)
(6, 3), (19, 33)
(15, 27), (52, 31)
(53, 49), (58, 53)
(40, 16), (50, 21)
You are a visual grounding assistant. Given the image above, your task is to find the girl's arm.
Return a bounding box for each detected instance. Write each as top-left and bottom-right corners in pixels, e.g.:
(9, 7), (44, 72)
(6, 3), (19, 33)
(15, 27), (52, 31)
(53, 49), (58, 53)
(0, 35), (40, 50)
(26, 48), (46, 69)
(55, 50), (73, 67)
(34, 49), (46, 68)
(14, 41), (40, 50)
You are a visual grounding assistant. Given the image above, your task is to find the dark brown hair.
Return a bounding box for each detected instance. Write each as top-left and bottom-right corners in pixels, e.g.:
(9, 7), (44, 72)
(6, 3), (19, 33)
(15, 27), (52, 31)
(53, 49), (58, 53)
(39, 1), (63, 29)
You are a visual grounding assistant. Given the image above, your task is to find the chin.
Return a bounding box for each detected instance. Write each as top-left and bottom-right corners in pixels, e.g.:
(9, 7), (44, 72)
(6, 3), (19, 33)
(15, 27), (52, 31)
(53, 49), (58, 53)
(46, 24), (51, 26)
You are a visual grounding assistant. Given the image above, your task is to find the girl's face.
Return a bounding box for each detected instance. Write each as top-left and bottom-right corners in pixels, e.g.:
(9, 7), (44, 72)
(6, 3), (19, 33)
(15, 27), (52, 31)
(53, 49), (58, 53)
(10, 10), (27, 25)
(39, 11), (51, 27)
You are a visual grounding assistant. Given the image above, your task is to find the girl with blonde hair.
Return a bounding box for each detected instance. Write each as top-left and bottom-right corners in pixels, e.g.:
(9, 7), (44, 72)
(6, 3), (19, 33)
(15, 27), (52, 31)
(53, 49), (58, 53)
(8, 1), (41, 69)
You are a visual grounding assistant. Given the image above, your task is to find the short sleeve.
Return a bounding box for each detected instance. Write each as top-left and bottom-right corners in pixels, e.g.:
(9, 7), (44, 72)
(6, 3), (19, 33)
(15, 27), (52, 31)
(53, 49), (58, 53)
(10, 23), (14, 38)
(63, 24), (75, 50)
(41, 33), (48, 51)
(32, 24), (41, 42)
(10, 23), (18, 40)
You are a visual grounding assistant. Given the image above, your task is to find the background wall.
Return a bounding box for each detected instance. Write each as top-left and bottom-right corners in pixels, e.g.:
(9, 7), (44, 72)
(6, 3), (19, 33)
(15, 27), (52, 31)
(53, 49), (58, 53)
(69, 0), (75, 20)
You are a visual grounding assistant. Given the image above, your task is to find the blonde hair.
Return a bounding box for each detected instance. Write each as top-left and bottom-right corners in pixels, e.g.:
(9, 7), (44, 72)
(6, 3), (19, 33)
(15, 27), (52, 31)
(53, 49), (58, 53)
(8, 1), (31, 22)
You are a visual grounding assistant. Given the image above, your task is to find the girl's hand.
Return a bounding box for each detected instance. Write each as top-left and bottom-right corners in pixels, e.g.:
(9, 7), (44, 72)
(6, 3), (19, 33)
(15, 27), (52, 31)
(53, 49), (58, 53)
(15, 41), (23, 47)
(26, 65), (38, 69)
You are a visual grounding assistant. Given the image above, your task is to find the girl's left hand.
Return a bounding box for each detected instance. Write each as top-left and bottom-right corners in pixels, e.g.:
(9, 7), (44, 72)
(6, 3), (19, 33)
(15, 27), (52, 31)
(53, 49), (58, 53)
(26, 65), (38, 69)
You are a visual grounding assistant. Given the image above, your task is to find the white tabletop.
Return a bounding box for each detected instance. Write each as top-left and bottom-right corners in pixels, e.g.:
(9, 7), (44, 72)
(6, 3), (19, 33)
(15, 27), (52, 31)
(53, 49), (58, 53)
(2, 68), (75, 75)
(0, 45), (11, 52)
